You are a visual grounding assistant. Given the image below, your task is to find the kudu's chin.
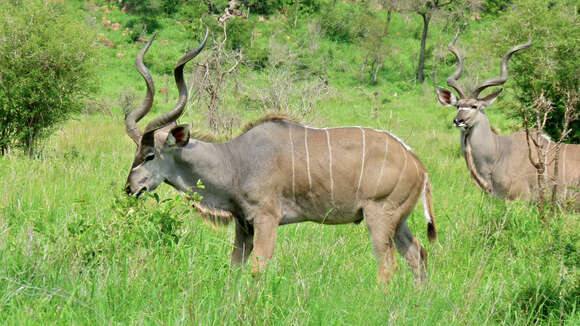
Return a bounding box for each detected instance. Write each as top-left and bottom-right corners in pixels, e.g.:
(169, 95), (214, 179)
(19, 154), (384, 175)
(125, 184), (148, 198)
(453, 121), (470, 131)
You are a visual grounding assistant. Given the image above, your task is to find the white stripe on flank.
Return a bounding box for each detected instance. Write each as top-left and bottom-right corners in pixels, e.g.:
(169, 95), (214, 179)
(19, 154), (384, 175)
(355, 127), (366, 199)
(289, 127), (296, 201)
(392, 143), (408, 191)
(302, 125), (412, 151)
(562, 144), (568, 198)
(375, 133), (389, 196)
(325, 128), (335, 204)
(421, 173), (432, 224)
(387, 132), (412, 151)
(412, 157), (420, 178)
(305, 128), (312, 191)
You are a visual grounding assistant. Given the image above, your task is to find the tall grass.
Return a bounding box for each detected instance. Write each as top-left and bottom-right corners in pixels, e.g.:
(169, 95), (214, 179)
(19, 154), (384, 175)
(0, 2), (578, 325)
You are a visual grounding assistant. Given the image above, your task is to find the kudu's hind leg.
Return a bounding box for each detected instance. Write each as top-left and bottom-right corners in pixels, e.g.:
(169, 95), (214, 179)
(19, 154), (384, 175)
(231, 219), (254, 266)
(395, 220), (427, 285)
(363, 202), (399, 284)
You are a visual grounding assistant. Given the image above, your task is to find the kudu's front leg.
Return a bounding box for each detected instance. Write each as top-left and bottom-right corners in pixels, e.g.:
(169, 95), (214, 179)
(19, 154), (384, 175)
(231, 219), (254, 266)
(251, 215), (280, 274)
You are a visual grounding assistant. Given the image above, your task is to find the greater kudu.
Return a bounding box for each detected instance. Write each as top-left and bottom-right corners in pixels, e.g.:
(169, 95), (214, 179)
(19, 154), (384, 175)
(436, 34), (580, 205)
(124, 32), (437, 284)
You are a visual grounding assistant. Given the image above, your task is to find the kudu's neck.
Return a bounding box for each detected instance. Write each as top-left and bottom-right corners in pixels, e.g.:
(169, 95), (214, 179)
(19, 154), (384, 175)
(168, 140), (238, 194)
(463, 116), (497, 159)
(460, 115), (499, 193)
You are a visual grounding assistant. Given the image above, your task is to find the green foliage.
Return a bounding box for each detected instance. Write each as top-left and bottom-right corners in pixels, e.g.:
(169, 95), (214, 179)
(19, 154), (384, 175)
(204, 0), (230, 14)
(320, 2), (364, 42)
(489, 0), (580, 142)
(482, 0), (512, 16)
(120, 0), (161, 15)
(0, 1), (578, 324)
(226, 17), (254, 50)
(357, 9), (391, 84)
(178, 1), (209, 21)
(161, 0), (181, 15)
(244, 0), (322, 15)
(244, 0), (282, 14)
(246, 46), (270, 70)
(0, 0), (98, 155)
(65, 192), (192, 268)
(125, 16), (161, 41)
(510, 279), (579, 323)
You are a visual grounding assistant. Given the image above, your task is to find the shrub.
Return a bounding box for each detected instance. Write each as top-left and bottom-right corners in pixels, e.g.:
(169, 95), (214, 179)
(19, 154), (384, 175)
(119, 0), (160, 15)
(0, 0), (99, 156)
(67, 192), (194, 267)
(203, 0), (230, 14)
(489, 0), (579, 142)
(243, 0), (282, 15)
(178, 1), (209, 21)
(226, 17), (254, 50)
(161, 0), (181, 15)
(245, 46), (270, 70)
(319, 2), (364, 42)
(482, 0), (512, 16)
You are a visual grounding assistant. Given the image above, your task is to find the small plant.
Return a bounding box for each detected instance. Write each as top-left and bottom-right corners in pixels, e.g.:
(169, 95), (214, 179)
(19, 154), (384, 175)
(66, 190), (200, 267)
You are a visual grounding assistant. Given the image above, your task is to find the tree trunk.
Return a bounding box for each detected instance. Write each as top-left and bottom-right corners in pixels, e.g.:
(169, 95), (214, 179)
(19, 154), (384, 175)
(417, 13), (430, 83)
(386, 10), (392, 34)
(360, 55), (370, 83)
(372, 61), (381, 85)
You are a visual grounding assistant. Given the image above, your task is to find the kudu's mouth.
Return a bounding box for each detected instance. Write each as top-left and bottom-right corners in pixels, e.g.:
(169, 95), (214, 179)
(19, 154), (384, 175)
(125, 185), (148, 198)
(453, 118), (470, 130)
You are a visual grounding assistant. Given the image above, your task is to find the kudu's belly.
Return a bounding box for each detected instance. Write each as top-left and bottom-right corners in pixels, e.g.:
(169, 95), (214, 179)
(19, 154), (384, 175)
(279, 198), (363, 225)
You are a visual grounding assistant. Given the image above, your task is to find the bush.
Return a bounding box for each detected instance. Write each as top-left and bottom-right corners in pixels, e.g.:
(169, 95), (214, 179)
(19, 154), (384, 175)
(119, 0), (160, 15)
(320, 2), (364, 42)
(178, 1), (209, 21)
(482, 0), (512, 16)
(0, 0), (99, 156)
(226, 17), (254, 50)
(67, 192), (193, 267)
(161, 0), (181, 15)
(125, 16), (161, 42)
(245, 46), (270, 70)
(203, 0), (230, 14)
(243, 0), (281, 15)
(489, 0), (579, 142)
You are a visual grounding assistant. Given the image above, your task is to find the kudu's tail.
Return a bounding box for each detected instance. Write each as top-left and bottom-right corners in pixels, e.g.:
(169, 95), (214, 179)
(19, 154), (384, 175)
(422, 173), (437, 242)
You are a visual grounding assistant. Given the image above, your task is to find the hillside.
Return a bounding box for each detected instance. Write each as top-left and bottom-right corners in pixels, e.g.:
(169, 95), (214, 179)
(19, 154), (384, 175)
(0, 1), (578, 324)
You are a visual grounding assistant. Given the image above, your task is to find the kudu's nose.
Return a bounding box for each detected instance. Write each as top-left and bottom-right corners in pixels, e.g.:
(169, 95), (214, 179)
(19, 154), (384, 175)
(453, 118), (464, 126)
(125, 184), (132, 196)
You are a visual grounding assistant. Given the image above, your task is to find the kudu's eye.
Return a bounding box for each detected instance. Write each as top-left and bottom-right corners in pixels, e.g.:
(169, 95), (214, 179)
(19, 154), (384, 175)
(144, 153), (155, 162)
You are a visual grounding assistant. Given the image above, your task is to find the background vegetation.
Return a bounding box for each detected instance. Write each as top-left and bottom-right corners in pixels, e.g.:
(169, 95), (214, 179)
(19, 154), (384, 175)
(0, 0), (577, 324)
(0, 0), (99, 156)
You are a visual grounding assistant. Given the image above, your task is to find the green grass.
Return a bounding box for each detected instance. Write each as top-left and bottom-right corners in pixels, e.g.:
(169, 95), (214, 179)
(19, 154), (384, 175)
(0, 2), (578, 325)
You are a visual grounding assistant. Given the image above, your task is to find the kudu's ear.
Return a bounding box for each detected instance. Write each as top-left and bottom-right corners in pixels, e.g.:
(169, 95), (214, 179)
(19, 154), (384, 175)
(140, 130), (156, 148)
(435, 87), (458, 107)
(478, 88), (503, 108)
(165, 124), (190, 148)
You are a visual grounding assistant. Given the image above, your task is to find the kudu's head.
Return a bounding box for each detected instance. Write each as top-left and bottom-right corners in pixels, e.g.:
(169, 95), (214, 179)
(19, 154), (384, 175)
(436, 33), (531, 131)
(124, 31), (208, 197)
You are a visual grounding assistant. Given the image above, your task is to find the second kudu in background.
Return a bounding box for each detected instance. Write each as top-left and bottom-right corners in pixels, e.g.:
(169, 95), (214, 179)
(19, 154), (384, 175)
(436, 34), (580, 207)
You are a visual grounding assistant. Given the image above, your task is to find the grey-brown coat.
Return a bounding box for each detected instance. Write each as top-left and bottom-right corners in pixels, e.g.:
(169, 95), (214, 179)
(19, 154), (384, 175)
(124, 32), (437, 284)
